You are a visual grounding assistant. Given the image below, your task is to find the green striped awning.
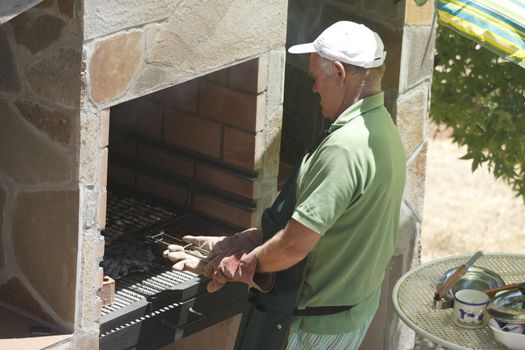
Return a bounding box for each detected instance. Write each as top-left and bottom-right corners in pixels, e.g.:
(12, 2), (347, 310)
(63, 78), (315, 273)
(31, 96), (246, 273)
(436, 0), (525, 68)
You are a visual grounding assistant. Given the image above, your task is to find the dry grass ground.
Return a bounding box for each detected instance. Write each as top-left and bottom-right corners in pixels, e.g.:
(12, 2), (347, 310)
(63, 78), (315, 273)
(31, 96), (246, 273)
(421, 124), (525, 262)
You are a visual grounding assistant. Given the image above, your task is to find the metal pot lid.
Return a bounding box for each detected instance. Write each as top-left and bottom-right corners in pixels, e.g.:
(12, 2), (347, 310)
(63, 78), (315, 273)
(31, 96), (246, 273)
(437, 266), (505, 300)
(487, 286), (525, 324)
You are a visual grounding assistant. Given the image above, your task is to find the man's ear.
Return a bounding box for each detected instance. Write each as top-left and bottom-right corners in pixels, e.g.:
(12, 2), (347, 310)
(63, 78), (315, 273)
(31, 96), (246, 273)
(333, 61), (347, 82)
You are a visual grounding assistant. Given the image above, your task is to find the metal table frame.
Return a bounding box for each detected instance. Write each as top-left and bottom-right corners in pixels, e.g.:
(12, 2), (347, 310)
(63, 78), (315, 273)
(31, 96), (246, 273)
(392, 253), (525, 350)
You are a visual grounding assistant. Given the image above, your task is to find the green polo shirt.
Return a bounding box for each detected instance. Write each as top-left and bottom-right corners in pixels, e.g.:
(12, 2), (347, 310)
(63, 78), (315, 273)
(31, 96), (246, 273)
(291, 92), (406, 334)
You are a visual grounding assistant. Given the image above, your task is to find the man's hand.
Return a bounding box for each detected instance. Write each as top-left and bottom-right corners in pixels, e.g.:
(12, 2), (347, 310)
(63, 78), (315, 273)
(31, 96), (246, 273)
(162, 228), (262, 277)
(207, 250), (275, 293)
(163, 244), (219, 277)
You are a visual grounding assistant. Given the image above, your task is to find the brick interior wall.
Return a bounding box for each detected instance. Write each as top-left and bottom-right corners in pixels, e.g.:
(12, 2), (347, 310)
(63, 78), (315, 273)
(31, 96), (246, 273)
(108, 58), (265, 231)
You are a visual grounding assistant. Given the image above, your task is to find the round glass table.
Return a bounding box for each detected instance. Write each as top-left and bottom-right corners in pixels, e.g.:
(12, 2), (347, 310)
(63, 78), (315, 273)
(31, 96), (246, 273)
(392, 253), (525, 350)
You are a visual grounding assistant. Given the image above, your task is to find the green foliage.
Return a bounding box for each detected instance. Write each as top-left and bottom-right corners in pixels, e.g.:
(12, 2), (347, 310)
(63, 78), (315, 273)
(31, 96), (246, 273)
(431, 26), (525, 200)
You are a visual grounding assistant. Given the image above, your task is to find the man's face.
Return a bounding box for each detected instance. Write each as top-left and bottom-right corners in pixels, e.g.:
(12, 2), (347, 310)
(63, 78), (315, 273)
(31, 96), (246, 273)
(308, 53), (345, 121)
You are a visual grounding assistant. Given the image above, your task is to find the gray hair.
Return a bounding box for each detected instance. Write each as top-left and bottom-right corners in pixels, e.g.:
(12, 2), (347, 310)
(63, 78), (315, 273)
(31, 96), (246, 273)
(319, 56), (385, 83)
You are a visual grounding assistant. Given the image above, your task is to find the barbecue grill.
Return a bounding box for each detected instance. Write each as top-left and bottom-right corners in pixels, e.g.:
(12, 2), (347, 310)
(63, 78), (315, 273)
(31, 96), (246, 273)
(99, 189), (247, 350)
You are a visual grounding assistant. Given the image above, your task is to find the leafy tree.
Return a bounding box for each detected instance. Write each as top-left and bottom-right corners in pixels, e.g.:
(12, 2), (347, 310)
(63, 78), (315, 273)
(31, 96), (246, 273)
(431, 26), (525, 200)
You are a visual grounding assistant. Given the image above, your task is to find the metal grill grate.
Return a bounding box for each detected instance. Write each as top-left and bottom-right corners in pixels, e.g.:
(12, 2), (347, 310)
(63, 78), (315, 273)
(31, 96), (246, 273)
(101, 267), (197, 317)
(99, 189), (248, 350)
(101, 189), (199, 315)
(103, 190), (192, 243)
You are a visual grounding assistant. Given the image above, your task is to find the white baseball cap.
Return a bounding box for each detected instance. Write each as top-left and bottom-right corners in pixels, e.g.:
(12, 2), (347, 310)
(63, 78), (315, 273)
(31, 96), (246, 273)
(288, 21), (386, 68)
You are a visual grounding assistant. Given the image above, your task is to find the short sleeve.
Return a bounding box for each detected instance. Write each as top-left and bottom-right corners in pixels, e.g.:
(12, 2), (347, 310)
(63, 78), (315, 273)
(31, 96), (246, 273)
(292, 143), (364, 235)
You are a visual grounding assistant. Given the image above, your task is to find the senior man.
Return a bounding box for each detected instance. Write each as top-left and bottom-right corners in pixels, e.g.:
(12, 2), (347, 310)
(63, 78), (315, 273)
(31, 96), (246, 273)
(164, 21), (406, 350)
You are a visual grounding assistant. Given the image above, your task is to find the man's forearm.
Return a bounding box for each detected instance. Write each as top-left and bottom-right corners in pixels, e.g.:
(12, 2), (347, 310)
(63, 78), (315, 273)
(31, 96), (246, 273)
(252, 219), (321, 273)
(251, 231), (304, 273)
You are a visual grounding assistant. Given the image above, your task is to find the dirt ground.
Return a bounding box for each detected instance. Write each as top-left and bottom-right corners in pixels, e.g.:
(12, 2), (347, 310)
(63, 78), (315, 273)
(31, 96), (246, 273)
(421, 124), (525, 262)
(411, 123), (525, 349)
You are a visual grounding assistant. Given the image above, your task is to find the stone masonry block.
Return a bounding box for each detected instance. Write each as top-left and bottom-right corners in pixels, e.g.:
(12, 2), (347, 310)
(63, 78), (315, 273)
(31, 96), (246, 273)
(406, 0), (434, 26)
(14, 99), (73, 146)
(92, 295), (103, 324)
(0, 276), (54, 324)
(128, 65), (174, 101)
(263, 111), (283, 178)
(12, 189), (79, 327)
(400, 25), (435, 92)
(26, 47), (81, 109)
(80, 110), (100, 184)
(79, 231), (106, 329)
(89, 31), (144, 105)
(83, 186), (97, 230)
(164, 109), (222, 159)
(395, 201), (420, 256)
(266, 49), (286, 116)
(404, 144), (427, 221)
(94, 267), (104, 291)
(146, 0), (287, 76)
(1, 98), (73, 184)
(256, 93), (267, 132)
(57, 0), (75, 19)
(84, 0), (182, 40)
(35, 0), (52, 9)
(11, 13), (65, 54)
(396, 85), (429, 157)
(96, 235), (105, 260)
(0, 28), (21, 92)
(0, 1), (45, 25)
(200, 81), (258, 132)
(223, 127), (259, 171)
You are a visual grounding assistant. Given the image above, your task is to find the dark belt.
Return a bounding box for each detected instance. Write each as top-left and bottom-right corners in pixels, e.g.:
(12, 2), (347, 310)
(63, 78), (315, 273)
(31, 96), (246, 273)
(292, 305), (354, 316)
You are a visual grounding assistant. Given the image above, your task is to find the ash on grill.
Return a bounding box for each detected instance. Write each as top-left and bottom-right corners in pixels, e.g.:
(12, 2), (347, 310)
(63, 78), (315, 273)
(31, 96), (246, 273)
(102, 190), (194, 280)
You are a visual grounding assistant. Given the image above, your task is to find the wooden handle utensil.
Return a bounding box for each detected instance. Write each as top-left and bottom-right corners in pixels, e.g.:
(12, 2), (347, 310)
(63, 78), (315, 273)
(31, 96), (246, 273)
(434, 265), (468, 301)
(484, 283), (518, 298)
(434, 251), (484, 301)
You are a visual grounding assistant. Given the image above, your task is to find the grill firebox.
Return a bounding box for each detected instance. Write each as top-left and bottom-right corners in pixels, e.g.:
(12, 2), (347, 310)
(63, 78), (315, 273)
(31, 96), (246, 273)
(99, 189), (247, 350)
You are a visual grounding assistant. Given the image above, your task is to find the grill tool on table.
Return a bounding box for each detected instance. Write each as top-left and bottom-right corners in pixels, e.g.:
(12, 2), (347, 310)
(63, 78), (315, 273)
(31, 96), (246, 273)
(433, 251), (484, 309)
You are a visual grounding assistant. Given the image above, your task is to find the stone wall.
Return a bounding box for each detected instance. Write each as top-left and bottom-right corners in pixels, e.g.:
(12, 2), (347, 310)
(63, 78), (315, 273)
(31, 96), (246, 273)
(0, 0), (81, 334)
(284, 1), (435, 349)
(0, 0), (44, 25)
